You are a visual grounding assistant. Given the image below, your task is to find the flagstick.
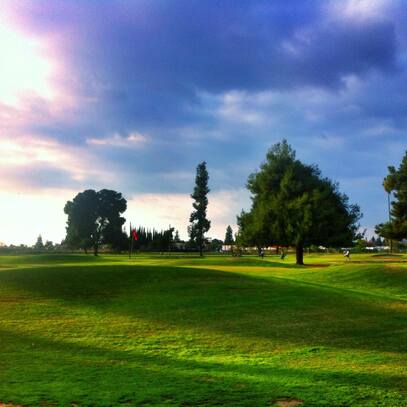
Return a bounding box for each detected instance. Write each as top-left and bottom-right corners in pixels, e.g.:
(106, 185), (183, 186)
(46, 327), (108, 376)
(129, 222), (132, 259)
(130, 226), (135, 259)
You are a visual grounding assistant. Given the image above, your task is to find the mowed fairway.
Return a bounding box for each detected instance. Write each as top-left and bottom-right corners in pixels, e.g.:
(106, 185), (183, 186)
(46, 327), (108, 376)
(0, 253), (406, 406)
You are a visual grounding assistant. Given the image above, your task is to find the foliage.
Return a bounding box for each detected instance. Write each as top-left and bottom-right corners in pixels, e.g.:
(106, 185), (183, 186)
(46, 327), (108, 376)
(132, 226), (174, 252)
(240, 140), (361, 264)
(376, 150), (407, 241)
(34, 235), (44, 250)
(236, 210), (268, 249)
(208, 238), (223, 252)
(224, 225), (234, 245)
(189, 161), (211, 256)
(64, 189), (127, 255)
(44, 240), (54, 250)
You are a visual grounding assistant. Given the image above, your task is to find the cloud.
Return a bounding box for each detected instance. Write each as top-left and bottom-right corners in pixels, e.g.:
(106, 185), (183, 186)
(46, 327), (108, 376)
(0, 0), (406, 244)
(87, 132), (147, 147)
(0, 14), (55, 106)
(0, 136), (114, 192)
(327, 0), (391, 23)
(4, 1), (398, 100)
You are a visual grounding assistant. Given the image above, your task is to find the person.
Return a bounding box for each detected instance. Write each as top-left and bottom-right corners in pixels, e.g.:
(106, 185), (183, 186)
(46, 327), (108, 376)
(281, 249), (286, 260)
(344, 250), (350, 260)
(260, 249), (264, 259)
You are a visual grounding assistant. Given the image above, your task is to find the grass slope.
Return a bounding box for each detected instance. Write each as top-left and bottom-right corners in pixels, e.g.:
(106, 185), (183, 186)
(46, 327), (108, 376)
(0, 253), (405, 406)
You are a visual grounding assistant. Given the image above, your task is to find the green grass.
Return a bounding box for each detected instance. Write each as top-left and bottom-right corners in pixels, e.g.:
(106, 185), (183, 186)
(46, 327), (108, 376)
(0, 253), (405, 406)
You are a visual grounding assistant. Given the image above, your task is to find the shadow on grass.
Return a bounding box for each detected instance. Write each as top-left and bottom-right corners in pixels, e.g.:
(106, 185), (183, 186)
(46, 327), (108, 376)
(0, 253), (115, 267)
(0, 264), (405, 354)
(167, 255), (302, 269)
(0, 327), (405, 407)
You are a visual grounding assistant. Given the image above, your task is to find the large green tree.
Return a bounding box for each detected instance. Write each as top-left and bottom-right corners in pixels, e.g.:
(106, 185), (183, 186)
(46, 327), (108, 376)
(376, 151), (407, 242)
(188, 161), (211, 256)
(240, 140), (361, 265)
(64, 189), (127, 255)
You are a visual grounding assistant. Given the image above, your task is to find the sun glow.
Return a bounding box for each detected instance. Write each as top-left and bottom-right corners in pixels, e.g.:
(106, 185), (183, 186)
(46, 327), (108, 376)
(0, 190), (71, 246)
(0, 18), (54, 106)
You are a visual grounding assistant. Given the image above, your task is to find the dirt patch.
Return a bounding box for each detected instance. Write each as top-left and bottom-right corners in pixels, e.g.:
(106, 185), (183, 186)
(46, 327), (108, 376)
(0, 403), (23, 407)
(273, 397), (304, 407)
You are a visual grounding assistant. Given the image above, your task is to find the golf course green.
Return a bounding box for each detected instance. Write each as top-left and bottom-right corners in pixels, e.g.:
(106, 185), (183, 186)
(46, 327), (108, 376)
(0, 253), (405, 406)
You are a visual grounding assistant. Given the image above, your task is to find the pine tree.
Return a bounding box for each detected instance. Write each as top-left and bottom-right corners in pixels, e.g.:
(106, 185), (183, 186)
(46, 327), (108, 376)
(189, 161), (211, 256)
(376, 151), (407, 242)
(240, 140), (361, 265)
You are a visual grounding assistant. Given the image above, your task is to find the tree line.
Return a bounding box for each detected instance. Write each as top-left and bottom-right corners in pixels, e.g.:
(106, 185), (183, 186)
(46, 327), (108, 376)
(63, 140), (407, 264)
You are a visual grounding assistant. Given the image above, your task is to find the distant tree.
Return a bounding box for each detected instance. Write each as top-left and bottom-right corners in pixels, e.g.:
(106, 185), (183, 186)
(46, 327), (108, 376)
(163, 227), (174, 252)
(34, 235), (44, 250)
(188, 161), (211, 256)
(132, 226), (176, 252)
(355, 237), (368, 251)
(241, 140), (361, 265)
(64, 189), (127, 255)
(174, 230), (181, 243)
(44, 240), (54, 250)
(376, 151), (407, 244)
(236, 210), (267, 252)
(208, 238), (223, 252)
(224, 225), (234, 245)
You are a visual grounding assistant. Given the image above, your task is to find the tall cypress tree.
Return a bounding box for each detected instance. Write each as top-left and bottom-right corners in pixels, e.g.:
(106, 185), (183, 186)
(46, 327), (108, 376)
(224, 225), (234, 244)
(189, 161), (211, 256)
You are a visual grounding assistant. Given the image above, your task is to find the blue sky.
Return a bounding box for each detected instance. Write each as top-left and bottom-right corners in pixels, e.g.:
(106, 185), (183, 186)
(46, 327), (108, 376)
(0, 0), (406, 244)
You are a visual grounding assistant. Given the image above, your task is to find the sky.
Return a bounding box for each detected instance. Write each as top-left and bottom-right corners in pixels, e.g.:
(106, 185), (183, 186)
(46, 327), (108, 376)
(0, 0), (406, 245)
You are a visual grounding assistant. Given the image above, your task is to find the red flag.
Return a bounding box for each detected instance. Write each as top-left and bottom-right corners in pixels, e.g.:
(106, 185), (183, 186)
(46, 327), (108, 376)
(132, 229), (139, 241)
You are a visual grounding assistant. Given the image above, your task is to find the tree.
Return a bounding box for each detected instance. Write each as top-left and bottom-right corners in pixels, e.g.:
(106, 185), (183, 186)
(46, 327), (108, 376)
(34, 235), (44, 250)
(240, 140), (361, 265)
(376, 151), (407, 243)
(236, 210), (268, 251)
(44, 240), (54, 250)
(64, 189), (127, 255)
(162, 227), (174, 252)
(208, 238), (223, 252)
(188, 161), (211, 256)
(224, 225), (234, 245)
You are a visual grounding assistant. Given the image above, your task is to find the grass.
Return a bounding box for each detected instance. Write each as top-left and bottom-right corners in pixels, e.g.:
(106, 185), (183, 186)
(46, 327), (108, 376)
(0, 252), (405, 406)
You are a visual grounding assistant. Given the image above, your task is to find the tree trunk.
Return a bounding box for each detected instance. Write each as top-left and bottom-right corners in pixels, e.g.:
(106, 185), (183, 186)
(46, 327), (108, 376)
(296, 244), (304, 265)
(93, 244), (98, 256)
(388, 192), (393, 254)
(84, 247), (88, 255)
(199, 243), (203, 257)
